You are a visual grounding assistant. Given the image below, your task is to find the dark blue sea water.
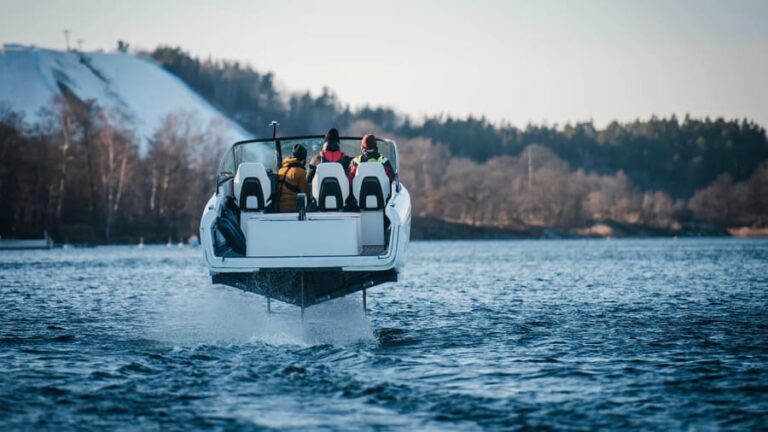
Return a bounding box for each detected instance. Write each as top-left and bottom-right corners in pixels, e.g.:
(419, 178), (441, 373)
(1, 239), (767, 430)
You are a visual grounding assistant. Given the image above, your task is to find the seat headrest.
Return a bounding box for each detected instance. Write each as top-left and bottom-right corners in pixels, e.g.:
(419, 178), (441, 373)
(312, 163), (350, 203)
(352, 163), (391, 204)
(234, 163), (271, 209)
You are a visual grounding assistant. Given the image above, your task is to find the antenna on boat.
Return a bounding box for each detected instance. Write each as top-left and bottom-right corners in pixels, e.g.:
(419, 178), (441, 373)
(271, 121), (283, 165)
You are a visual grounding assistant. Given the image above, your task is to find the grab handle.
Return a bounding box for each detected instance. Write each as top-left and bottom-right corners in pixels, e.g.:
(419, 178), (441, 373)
(297, 193), (307, 221)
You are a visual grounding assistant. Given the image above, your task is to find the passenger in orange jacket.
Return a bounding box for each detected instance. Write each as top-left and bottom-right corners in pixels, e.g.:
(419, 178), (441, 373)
(276, 144), (308, 212)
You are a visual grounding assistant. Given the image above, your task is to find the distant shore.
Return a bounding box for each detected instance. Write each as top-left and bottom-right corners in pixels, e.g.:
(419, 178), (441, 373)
(409, 217), (751, 240)
(4, 218), (766, 247)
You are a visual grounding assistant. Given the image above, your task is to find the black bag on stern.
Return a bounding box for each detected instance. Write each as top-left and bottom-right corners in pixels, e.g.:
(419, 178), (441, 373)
(215, 201), (246, 256)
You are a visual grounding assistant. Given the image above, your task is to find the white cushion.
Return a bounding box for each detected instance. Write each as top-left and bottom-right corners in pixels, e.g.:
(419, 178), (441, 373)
(234, 162), (271, 210)
(311, 163), (349, 208)
(352, 163), (390, 207)
(324, 196), (338, 209)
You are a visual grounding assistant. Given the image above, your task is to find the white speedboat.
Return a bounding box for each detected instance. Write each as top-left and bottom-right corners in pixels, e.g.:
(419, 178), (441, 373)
(200, 129), (411, 312)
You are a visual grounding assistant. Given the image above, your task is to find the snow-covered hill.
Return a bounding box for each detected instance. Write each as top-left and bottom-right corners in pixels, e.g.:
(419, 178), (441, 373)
(0, 44), (250, 152)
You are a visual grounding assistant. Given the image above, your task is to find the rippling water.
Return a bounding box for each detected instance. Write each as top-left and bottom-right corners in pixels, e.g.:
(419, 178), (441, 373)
(1, 239), (767, 430)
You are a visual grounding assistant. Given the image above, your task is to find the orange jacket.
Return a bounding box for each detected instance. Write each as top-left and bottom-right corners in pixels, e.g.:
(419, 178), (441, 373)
(276, 157), (308, 212)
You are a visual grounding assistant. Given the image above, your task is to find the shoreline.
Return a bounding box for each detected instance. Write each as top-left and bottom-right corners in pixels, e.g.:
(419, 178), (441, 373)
(5, 219), (767, 247)
(409, 217), (747, 240)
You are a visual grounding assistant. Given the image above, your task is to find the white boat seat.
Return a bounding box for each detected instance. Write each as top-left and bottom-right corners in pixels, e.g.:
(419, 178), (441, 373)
(312, 163), (349, 211)
(353, 163), (390, 210)
(234, 162), (271, 211)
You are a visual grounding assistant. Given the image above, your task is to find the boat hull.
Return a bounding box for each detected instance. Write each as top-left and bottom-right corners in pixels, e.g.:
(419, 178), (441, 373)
(212, 268), (397, 307)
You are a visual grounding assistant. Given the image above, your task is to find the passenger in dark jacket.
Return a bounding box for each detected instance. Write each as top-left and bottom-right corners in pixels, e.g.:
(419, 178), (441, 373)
(307, 128), (353, 184)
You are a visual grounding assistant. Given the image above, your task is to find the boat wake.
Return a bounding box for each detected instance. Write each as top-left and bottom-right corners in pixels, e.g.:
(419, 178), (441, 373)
(148, 284), (375, 347)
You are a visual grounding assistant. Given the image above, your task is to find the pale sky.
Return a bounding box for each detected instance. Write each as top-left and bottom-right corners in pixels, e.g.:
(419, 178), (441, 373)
(2, 0), (767, 127)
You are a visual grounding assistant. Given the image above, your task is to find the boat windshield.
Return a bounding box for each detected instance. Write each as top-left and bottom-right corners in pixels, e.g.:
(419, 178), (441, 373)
(217, 137), (399, 185)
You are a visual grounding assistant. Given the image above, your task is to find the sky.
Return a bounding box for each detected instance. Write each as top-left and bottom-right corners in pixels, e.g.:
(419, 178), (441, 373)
(1, 0), (767, 127)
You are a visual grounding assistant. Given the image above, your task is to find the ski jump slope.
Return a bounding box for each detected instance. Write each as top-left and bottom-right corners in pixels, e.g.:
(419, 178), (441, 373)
(0, 44), (249, 152)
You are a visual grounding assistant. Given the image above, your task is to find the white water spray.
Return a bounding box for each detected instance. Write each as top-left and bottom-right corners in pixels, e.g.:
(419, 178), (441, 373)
(150, 283), (375, 347)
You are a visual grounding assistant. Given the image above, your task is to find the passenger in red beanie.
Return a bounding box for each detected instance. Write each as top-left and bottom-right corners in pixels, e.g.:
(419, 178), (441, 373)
(348, 133), (394, 185)
(362, 134), (377, 150)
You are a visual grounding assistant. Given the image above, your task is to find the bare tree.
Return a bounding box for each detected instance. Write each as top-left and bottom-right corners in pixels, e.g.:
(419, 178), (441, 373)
(397, 136), (450, 218)
(688, 174), (735, 225)
(50, 97), (73, 237)
(146, 112), (207, 241)
(96, 109), (137, 241)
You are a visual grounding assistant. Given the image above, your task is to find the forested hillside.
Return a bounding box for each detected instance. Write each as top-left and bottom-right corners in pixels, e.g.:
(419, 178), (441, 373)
(0, 45), (766, 243)
(148, 47), (768, 199)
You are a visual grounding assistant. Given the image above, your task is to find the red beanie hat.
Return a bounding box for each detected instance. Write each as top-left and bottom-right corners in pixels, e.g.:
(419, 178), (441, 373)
(362, 134), (377, 149)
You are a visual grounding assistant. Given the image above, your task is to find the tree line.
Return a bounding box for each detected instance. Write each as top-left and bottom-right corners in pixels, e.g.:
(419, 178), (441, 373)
(391, 126), (768, 232)
(2, 100), (766, 243)
(148, 46), (768, 199)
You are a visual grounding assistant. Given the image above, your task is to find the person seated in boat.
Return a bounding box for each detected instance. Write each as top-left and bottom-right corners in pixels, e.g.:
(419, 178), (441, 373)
(348, 134), (394, 185)
(276, 144), (308, 212)
(307, 128), (352, 184)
